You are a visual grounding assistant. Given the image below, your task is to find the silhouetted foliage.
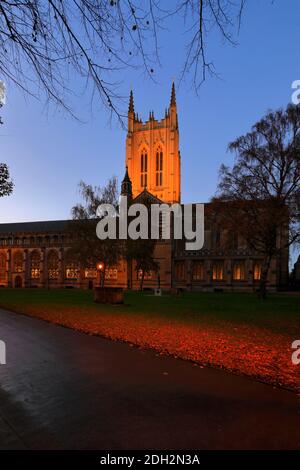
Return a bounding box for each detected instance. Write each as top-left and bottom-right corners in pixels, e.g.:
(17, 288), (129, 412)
(126, 237), (158, 291)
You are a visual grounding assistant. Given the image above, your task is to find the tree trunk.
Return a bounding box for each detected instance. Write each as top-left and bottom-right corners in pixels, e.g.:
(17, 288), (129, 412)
(140, 270), (144, 291)
(128, 259), (132, 290)
(101, 268), (105, 288)
(258, 257), (272, 300)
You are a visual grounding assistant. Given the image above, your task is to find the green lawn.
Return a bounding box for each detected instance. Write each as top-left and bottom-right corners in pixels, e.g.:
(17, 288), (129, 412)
(0, 288), (299, 336)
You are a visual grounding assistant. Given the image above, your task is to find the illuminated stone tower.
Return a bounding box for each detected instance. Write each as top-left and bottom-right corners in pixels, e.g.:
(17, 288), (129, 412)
(125, 83), (181, 203)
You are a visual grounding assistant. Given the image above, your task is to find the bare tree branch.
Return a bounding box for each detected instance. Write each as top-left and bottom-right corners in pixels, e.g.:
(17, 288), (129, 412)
(0, 1), (246, 118)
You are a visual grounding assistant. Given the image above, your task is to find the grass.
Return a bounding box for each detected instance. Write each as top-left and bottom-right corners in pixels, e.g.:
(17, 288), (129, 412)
(0, 288), (299, 391)
(0, 288), (299, 335)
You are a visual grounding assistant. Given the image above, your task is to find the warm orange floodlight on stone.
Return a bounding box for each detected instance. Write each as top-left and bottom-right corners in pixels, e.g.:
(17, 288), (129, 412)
(126, 82), (181, 204)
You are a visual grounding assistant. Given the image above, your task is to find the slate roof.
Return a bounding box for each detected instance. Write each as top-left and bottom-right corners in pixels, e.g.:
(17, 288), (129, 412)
(132, 189), (164, 205)
(0, 220), (71, 234)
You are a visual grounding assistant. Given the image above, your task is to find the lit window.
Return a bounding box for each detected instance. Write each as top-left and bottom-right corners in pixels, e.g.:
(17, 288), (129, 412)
(192, 261), (204, 280)
(30, 251), (40, 279)
(64, 250), (79, 279)
(233, 262), (245, 281)
(13, 251), (23, 273)
(31, 269), (39, 279)
(105, 268), (118, 280)
(48, 250), (60, 279)
(253, 262), (262, 281)
(175, 261), (185, 281)
(212, 261), (224, 280)
(0, 253), (5, 268)
(137, 269), (152, 280)
(66, 264), (79, 279)
(85, 268), (97, 279)
(0, 253), (6, 281)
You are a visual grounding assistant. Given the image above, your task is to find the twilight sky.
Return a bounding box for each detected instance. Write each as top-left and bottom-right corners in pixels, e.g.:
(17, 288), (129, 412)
(0, 0), (299, 252)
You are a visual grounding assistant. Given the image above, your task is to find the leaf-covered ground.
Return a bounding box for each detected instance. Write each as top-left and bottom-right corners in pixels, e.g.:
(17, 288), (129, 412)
(0, 289), (299, 392)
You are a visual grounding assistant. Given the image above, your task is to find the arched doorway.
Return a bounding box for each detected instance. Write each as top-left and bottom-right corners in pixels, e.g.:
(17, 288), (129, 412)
(15, 275), (22, 288)
(88, 280), (93, 290)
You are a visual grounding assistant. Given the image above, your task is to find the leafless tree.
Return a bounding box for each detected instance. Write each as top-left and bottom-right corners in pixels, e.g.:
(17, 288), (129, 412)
(213, 104), (300, 298)
(0, 0), (246, 119)
(70, 177), (122, 287)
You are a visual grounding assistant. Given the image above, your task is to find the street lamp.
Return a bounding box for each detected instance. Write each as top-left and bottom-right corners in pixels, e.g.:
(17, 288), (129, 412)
(96, 262), (104, 287)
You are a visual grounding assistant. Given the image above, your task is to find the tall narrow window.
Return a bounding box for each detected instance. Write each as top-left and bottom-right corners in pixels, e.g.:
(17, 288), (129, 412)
(65, 252), (79, 279)
(175, 261), (185, 281)
(233, 261), (245, 281)
(155, 148), (163, 186)
(141, 149), (148, 188)
(253, 262), (262, 281)
(192, 261), (204, 281)
(48, 250), (60, 279)
(212, 261), (224, 280)
(13, 251), (23, 273)
(0, 253), (6, 281)
(30, 250), (41, 279)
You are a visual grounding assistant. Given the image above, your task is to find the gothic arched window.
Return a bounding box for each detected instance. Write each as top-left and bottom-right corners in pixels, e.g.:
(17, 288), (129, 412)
(65, 251), (79, 279)
(155, 147), (163, 186)
(175, 260), (185, 281)
(192, 261), (204, 281)
(105, 267), (118, 280)
(30, 250), (41, 279)
(13, 251), (23, 273)
(212, 261), (224, 280)
(253, 262), (262, 281)
(233, 261), (245, 281)
(48, 250), (59, 279)
(140, 149), (148, 188)
(0, 253), (6, 281)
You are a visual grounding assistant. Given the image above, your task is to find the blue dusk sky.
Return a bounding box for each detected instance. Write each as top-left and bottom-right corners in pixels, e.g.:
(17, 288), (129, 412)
(0, 0), (299, 261)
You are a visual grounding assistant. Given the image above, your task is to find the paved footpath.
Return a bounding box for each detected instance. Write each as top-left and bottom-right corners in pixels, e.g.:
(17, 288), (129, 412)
(0, 308), (299, 449)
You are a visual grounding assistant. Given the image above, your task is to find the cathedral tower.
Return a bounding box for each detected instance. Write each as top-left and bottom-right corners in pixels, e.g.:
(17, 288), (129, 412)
(125, 84), (181, 203)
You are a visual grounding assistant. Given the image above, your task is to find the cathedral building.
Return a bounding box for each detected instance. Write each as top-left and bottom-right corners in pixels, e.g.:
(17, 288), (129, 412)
(126, 83), (181, 204)
(0, 84), (289, 291)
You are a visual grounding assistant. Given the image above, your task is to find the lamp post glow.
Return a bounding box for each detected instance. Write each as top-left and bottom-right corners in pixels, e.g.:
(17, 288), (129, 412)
(96, 262), (104, 287)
